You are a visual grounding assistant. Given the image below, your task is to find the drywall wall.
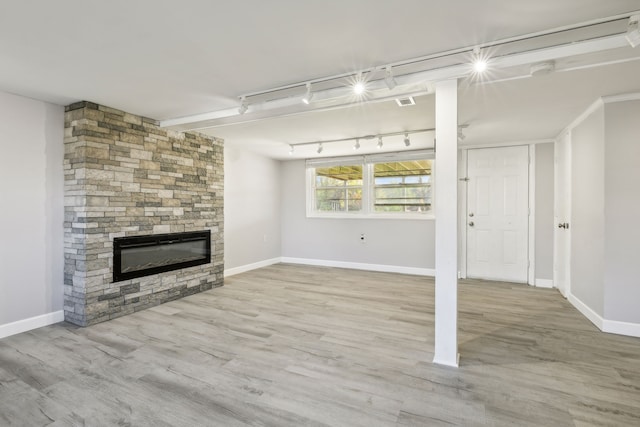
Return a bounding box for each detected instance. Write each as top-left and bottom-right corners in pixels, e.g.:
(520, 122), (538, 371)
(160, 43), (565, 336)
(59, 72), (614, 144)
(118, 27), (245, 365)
(570, 106), (605, 316)
(603, 100), (640, 324)
(280, 160), (435, 271)
(535, 143), (554, 281)
(224, 147), (282, 271)
(0, 90), (64, 326)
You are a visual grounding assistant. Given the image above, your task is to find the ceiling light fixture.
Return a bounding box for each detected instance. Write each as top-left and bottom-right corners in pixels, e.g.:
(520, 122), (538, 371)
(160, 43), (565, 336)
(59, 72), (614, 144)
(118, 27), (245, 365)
(384, 66), (397, 90)
(302, 82), (314, 104)
(472, 47), (488, 73)
(289, 144), (294, 155)
(473, 59), (488, 73)
(353, 73), (366, 95)
(238, 96), (248, 114)
(404, 133), (411, 147)
(626, 15), (640, 48)
(286, 127), (435, 155)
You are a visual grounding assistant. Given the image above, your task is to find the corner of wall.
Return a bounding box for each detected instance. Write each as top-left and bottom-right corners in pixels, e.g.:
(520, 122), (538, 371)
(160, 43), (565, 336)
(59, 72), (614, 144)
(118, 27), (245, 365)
(0, 91), (65, 330)
(559, 92), (640, 338)
(224, 147), (283, 271)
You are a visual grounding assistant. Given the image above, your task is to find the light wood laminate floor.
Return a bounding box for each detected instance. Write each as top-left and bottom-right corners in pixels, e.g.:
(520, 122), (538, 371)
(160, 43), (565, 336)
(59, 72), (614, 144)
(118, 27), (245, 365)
(1, 264), (639, 426)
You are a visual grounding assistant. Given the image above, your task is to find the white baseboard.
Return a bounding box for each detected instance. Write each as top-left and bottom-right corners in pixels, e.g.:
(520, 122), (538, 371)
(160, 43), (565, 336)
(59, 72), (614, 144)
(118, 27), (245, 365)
(535, 278), (554, 288)
(603, 319), (640, 338)
(433, 353), (460, 368)
(280, 257), (435, 276)
(567, 293), (604, 331)
(0, 310), (65, 340)
(567, 293), (640, 338)
(224, 257), (281, 277)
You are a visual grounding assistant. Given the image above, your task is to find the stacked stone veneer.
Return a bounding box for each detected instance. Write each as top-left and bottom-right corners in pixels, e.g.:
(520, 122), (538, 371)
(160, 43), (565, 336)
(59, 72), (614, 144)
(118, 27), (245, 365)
(63, 101), (223, 326)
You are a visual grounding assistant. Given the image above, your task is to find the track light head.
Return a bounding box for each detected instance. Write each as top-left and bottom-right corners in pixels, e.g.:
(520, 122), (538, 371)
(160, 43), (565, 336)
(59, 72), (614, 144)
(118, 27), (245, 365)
(353, 139), (360, 150)
(377, 136), (383, 149)
(353, 73), (366, 95)
(238, 97), (248, 114)
(472, 47), (488, 73)
(404, 133), (410, 147)
(302, 82), (314, 104)
(317, 143), (323, 154)
(384, 66), (397, 90)
(458, 125), (467, 141)
(627, 15), (640, 48)
(473, 59), (487, 73)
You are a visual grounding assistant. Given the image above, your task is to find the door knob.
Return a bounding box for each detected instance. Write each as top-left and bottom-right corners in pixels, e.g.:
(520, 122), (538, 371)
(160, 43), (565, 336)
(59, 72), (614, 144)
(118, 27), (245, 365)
(558, 222), (569, 229)
(469, 212), (474, 217)
(468, 221), (474, 227)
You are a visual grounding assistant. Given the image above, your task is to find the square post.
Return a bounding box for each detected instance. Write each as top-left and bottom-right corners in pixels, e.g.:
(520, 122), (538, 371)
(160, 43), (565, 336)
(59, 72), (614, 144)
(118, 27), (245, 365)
(433, 79), (459, 367)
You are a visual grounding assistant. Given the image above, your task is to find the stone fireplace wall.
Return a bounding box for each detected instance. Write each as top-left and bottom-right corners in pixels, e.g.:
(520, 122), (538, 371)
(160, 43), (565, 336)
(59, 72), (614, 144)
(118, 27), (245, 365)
(63, 101), (223, 326)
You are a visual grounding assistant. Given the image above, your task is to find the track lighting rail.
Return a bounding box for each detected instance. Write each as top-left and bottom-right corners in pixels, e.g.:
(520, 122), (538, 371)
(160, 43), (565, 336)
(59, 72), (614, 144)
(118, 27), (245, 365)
(290, 128), (434, 148)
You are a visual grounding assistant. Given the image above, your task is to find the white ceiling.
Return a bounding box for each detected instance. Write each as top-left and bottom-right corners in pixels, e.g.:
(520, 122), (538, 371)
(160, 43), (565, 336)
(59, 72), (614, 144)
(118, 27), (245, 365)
(1, 1), (639, 158)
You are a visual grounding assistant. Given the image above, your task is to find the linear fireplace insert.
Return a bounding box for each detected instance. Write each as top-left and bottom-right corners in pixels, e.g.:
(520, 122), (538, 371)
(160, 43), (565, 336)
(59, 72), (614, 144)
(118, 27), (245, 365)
(113, 230), (211, 282)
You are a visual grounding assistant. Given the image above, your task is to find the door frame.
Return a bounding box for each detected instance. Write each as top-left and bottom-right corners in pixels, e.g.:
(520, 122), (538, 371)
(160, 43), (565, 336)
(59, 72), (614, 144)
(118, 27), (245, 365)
(458, 143), (536, 285)
(553, 132), (572, 297)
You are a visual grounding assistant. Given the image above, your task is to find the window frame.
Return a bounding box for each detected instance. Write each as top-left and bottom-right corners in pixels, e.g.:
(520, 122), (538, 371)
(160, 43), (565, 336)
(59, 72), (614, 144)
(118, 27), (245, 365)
(306, 150), (435, 220)
(310, 163), (364, 214)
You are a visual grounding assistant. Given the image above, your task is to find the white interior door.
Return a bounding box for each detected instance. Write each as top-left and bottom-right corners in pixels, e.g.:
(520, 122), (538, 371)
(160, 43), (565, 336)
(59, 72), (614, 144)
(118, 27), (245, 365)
(554, 133), (571, 297)
(466, 146), (529, 283)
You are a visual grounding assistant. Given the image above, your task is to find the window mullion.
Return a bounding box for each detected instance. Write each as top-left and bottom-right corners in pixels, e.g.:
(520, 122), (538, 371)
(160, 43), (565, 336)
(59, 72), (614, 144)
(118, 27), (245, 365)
(364, 163), (372, 215)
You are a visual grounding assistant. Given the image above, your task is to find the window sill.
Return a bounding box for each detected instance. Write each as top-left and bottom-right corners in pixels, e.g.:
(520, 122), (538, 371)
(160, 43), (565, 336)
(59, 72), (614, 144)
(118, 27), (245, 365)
(306, 213), (435, 220)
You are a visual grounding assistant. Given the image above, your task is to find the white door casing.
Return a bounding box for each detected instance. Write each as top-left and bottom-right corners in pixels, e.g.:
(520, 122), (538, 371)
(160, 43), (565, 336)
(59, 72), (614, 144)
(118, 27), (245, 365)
(554, 133), (571, 297)
(466, 146), (529, 283)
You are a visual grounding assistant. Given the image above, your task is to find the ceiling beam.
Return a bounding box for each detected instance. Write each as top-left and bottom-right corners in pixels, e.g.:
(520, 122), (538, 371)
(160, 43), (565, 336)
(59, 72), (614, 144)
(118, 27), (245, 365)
(160, 27), (637, 132)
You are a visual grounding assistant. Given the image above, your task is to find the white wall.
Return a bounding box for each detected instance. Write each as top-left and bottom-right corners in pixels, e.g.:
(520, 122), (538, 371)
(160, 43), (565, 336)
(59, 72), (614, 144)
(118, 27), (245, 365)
(224, 147), (282, 272)
(0, 91), (64, 327)
(559, 97), (640, 334)
(570, 106), (605, 316)
(603, 100), (640, 324)
(280, 160), (435, 272)
(534, 143), (555, 281)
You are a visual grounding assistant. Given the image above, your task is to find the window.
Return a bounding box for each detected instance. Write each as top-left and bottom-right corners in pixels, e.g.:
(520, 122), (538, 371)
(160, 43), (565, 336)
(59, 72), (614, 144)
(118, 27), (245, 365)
(307, 151), (434, 219)
(373, 160), (432, 213)
(314, 165), (363, 212)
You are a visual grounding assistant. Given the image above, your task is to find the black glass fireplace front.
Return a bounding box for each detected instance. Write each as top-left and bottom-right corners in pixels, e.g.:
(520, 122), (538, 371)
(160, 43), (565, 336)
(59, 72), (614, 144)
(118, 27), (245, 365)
(113, 230), (211, 282)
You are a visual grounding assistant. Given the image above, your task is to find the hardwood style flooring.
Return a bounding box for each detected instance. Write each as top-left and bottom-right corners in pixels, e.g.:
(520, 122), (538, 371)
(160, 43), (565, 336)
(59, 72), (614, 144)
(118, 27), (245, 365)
(1, 264), (640, 426)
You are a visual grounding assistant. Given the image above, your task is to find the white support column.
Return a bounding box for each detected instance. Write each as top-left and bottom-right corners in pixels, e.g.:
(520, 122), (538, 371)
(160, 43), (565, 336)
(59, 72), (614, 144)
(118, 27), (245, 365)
(433, 79), (459, 367)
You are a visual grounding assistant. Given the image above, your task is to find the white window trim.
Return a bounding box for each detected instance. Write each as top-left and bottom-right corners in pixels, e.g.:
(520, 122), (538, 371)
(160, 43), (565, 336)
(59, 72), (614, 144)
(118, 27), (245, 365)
(306, 150), (435, 220)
